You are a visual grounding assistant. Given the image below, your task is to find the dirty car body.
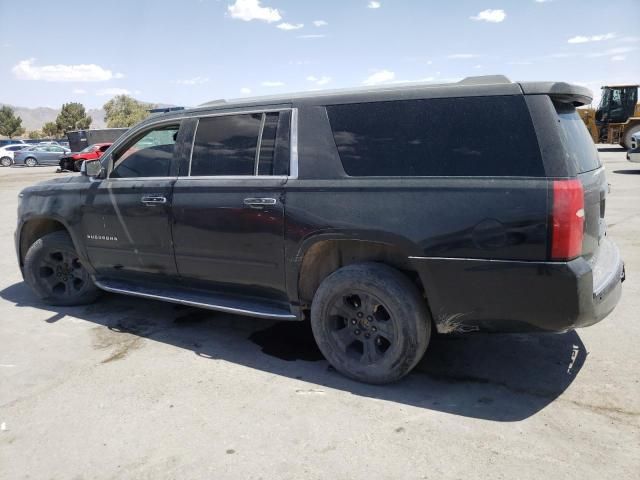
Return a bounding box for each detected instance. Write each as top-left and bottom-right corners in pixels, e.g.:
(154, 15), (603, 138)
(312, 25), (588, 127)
(15, 75), (624, 383)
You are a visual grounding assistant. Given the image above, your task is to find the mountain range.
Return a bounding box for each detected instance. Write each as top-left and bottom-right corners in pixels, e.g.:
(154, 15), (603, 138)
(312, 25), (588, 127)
(0, 103), (107, 132)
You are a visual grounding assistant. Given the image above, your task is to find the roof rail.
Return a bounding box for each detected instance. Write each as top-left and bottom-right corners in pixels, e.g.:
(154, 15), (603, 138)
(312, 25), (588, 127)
(457, 75), (512, 85)
(199, 99), (227, 107)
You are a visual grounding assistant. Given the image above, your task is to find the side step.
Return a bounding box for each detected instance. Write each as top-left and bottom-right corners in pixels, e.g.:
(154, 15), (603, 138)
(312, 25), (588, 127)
(93, 278), (298, 320)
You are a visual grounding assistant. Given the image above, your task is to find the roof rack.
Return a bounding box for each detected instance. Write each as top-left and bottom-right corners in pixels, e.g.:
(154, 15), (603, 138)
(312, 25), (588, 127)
(457, 75), (511, 85)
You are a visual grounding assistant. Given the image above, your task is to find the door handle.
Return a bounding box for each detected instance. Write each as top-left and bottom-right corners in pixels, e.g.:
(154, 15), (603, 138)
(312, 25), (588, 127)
(243, 197), (277, 208)
(141, 194), (167, 206)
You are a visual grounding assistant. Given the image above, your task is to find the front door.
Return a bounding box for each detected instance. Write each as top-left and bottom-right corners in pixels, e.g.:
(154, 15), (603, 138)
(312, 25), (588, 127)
(171, 111), (291, 301)
(80, 121), (183, 281)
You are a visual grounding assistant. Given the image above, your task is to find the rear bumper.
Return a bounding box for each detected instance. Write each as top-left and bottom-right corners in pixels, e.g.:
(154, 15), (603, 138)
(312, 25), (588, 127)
(411, 237), (624, 333)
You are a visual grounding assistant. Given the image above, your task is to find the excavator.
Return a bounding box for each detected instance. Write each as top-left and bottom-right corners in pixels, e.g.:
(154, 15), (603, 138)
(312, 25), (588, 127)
(579, 84), (640, 149)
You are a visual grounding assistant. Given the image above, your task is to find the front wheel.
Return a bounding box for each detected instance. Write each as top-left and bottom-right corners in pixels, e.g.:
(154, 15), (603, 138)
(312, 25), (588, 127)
(24, 157), (38, 167)
(0, 156), (12, 167)
(23, 231), (100, 306)
(311, 263), (431, 384)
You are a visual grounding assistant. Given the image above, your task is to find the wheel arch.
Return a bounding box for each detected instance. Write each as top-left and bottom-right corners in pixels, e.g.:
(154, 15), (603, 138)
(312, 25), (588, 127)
(18, 216), (87, 269)
(291, 231), (428, 308)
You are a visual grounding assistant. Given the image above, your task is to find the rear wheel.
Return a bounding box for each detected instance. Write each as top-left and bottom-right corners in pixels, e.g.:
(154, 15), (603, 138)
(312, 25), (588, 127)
(622, 125), (640, 150)
(0, 156), (11, 167)
(23, 231), (100, 306)
(310, 263), (431, 384)
(24, 157), (38, 167)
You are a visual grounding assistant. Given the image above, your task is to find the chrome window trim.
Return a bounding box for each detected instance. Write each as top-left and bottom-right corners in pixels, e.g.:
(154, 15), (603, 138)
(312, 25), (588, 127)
(103, 176), (176, 182)
(290, 108), (299, 179)
(187, 118), (200, 177)
(254, 113), (266, 175)
(176, 175), (288, 181)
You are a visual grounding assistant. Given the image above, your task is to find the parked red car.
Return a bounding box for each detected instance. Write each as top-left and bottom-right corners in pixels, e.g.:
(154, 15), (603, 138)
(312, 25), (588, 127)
(60, 143), (112, 171)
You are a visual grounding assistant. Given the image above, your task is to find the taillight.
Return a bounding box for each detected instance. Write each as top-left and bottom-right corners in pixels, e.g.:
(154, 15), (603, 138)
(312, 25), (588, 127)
(551, 179), (585, 260)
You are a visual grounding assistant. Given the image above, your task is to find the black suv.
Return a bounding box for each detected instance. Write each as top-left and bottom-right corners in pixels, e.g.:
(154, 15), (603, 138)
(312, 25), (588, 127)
(16, 76), (624, 384)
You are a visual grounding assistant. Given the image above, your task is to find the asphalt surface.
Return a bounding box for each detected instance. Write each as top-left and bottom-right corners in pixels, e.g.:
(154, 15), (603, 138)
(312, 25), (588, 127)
(1, 150), (638, 479)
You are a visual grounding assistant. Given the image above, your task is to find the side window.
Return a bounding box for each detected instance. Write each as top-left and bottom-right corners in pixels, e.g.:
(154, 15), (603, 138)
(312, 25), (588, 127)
(110, 124), (180, 179)
(327, 96), (544, 177)
(189, 112), (283, 177)
(190, 114), (262, 176)
(99, 145), (110, 153)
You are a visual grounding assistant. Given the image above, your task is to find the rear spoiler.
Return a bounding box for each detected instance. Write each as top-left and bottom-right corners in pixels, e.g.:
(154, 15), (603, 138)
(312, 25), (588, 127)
(518, 81), (593, 106)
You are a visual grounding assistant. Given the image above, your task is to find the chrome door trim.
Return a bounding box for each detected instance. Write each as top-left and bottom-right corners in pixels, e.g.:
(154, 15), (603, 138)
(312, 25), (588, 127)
(254, 113), (266, 175)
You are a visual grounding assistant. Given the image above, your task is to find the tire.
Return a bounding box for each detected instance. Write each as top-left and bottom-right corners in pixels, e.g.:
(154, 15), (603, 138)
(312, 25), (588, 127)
(622, 125), (640, 150)
(310, 262), (431, 384)
(0, 156), (12, 167)
(24, 157), (38, 167)
(74, 160), (84, 172)
(23, 231), (100, 306)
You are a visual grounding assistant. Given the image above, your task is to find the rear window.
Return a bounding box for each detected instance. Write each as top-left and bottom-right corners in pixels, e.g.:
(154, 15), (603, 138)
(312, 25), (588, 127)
(555, 104), (601, 173)
(327, 96), (544, 177)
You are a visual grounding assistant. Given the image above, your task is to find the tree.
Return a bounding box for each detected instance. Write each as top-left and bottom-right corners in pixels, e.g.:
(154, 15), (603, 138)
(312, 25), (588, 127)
(55, 102), (92, 133)
(28, 130), (42, 140)
(103, 95), (152, 128)
(42, 122), (60, 138)
(0, 106), (26, 139)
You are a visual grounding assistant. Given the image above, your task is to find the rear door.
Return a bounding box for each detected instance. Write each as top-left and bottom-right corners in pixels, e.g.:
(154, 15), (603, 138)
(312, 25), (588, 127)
(171, 110), (292, 301)
(555, 103), (606, 260)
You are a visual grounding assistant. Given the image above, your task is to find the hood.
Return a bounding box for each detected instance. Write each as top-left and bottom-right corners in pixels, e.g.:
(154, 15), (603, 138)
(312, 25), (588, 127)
(20, 174), (88, 194)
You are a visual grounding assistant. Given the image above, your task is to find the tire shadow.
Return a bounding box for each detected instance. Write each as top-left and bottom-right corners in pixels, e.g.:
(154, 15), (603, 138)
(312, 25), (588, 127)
(612, 170), (640, 175)
(1, 281), (586, 422)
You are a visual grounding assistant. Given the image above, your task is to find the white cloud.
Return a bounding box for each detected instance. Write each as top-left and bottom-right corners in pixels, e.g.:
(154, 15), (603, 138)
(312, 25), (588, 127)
(306, 75), (332, 86)
(617, 36), (640, 43)
(313, 20), (328, 27)
(611, 55), (626, 62)
(261, 81), (285, 87)
(12, 58), (124, 82)
(587, 46), (635, 58)
(176, 76), (209, 85)
(227, 0), (281, 23)
(568, 32), (616, 44)
(534, 0), (552, 3)
(368, 1), (381, 9)
(73, 89), (87, 94)
(363, 69), (395, 86)
(297, 34), (326, 39)
(97, 87), (138, 96)
(240, 87), (252, 95)
(277, 22), (304, 30)
(447, 53), (481, 59)
(470, 9), (506, 23)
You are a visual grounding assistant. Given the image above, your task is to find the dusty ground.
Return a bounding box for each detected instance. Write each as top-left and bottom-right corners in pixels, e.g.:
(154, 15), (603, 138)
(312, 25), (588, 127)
(0, 151), (638, 480)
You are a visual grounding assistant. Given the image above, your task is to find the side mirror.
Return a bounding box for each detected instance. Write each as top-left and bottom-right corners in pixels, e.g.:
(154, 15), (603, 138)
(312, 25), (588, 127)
(82, 159), (103, 178)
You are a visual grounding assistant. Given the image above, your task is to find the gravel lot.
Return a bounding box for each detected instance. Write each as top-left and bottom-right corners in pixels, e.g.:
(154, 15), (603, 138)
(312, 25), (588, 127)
(1, 149), (638, 480)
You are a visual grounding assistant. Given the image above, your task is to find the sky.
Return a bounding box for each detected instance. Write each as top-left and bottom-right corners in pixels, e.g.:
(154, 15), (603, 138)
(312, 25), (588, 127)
(0, 0), (639, 110)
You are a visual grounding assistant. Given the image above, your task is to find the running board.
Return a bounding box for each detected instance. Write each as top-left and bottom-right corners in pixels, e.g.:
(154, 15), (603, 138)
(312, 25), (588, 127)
(94, 278), (297, 320)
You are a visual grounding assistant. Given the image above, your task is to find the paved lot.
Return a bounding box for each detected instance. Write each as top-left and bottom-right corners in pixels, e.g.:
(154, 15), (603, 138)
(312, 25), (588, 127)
(0, 151), (638, 480)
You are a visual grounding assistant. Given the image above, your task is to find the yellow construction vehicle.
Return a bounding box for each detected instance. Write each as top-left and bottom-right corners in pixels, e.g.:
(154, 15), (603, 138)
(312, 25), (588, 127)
(579, 84), (640, 149)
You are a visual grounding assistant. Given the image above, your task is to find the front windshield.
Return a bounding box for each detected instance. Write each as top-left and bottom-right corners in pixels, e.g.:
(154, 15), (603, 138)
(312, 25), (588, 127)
(79, 145), (95, 153)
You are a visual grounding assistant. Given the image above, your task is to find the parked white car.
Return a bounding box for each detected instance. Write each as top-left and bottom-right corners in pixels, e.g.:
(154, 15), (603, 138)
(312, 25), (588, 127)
(627, 131), (640, 163)
(0, 144), (29, 167)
